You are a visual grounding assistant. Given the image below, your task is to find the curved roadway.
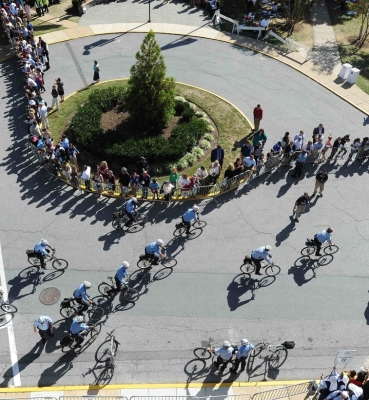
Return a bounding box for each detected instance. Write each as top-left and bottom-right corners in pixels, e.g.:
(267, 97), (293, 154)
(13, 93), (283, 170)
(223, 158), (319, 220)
(0, 33), (368, 387)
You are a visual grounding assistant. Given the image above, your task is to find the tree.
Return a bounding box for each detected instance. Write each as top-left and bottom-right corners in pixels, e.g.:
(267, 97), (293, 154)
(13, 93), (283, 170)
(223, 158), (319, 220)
(282, 0), (310, 35)
(125, 30), (176, 131)
(349, 0), (369, 48)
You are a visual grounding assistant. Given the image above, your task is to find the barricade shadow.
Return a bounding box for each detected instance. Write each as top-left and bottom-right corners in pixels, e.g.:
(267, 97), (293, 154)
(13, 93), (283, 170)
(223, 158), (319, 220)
(288, 254), (334, 286)
(227, 272), (276, 311)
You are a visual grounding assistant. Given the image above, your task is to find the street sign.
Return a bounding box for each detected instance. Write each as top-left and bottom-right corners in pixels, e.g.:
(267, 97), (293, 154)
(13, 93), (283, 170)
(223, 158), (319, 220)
(334, 350), (357, 365)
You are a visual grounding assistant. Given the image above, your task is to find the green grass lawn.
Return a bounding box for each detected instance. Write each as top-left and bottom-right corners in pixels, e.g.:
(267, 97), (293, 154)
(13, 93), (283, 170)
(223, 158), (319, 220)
(32, 19), (66, 36)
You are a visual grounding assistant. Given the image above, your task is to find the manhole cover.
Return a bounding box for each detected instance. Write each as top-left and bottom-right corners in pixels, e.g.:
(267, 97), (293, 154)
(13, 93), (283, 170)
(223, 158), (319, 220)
(39, 287), (61, 305)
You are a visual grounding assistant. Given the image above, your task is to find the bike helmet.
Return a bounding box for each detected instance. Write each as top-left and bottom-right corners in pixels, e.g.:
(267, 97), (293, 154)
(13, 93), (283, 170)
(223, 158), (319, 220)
(240, 339), (249, 345)
(327, 227), (334, 232)
(193, 205), (199, 212)
(76, 316), (84, 323)
(84, 281), (91, 288)
(122, 261), (129, 268)
(41, 239), (49, 246)
(265, 245), (272, 251)
(38, 315), (45, 324)
(222, 341), (231, 347)
(156, 239), (164, 246)
(131, 197), (138, 204)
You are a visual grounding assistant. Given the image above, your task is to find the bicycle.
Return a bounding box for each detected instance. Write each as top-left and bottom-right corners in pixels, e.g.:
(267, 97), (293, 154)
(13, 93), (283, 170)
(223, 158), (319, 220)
(98, 329), (120, 370)
(240, 257), (281, 276)
(98, 276), (140, 302)
(137, 248), (177, 270)
(193, 340), (238, 370)
(173, 220), (207, 237)
(301, 239), (339, 256)
(112, 210), (148, 230)
(251, 341), (294, 368)
(59, 297), (105, 321)
(26, 248), (68, 270)
(0, 290), (17, 314)
(60, 323), (101, 353)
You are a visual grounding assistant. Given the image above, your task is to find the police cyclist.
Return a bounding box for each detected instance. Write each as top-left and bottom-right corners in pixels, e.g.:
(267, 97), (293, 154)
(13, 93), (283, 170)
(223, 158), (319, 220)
(125, 197), (139, 226)
(34, 238), (54, 269)
(114, 261), (130, 292)
(182, 205), (200, 235)
(230, 339), (255, 374)
(145, 239), (165, 265)
(33, 315), (54, 344)
(69, 316), (93, 348)
(251, 245), (273, 275)
(314, 227), (334, 256)
(207, 340), (235, 371)
(73, 281), (93, 314)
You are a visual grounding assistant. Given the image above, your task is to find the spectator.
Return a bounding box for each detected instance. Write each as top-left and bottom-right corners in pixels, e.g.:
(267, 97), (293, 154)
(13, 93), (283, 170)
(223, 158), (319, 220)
(94, 170), (104, 198)
(312, 139), (324, 164)
(195, 165), (208, 180)
(137, 156), (148, 174)
(39, 101), (49, 129)
(254, 142), (263, 162)
(272, 141), (282, 155)
(291, 151), (308, 178)
(61, 134), (69, 150)
(293, 136), (303, 151)
(70, 165), (79, 189)
(321, 134), (333, 161)
(211, 145), (225, 167)
(241, 140), (253, 158)
(329, 136), (342, 160)
(139, 170), (151, 199)
(358, 137), (369, 159)
(253, 128), (267, 148)
(30, 120), (41, 136)
(98, 161), (109, 180)
(178, 173), (191, 197)
(313, 123), (324, 138)
(190, 174), (199, 196)
(93, 60), (100, 83)
(224, 163), (235, 179)
(61, 161), (71, 180)
(209, 160), (221, 184)
(311, 169), (328, 198)
(336, 135), (350, 159)
(280, 132), (290, 148)
(56, 78), (64, 102)
(42, 0), (49, 13)
(349, 138), (361, 161)
(149, 178), (160, 200)
(294, 130), (305, 147)
(253, 104), (263, 131)
(243, 154), (256, 170)
(234, 157), (244, 176)
(81, 165), (91, 190)
(68, 143), (79, 170)
(303, 140), (314, 154)
(106, 170), (116, 194)
(50, 84), (59, 110)
(256, 153), (265, 175)
(130, 171), (139, 197)
(169, 166), (179, 188)
(162, 180), (174, 203)
(35, 0), (44, 17)
(118, 167), (130, 197)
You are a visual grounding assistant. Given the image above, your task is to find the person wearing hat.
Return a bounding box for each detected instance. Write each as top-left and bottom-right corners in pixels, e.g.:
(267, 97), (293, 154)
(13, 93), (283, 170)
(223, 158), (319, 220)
(114, 261), (130, 292)
(250, 245), (273, 275)
(207, 341), (235, 371)
(230, 339), (255, 374)
(312, 169), (328, 197)
(137, 156), (148, 174)
(313, 227), (334, 256)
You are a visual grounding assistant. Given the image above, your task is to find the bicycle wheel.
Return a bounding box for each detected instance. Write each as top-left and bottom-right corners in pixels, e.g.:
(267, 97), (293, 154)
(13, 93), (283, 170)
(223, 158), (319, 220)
(19, 265), (40, 278)
(136, 214), (148, 226)
(251, 343), (265, 357)
(52, 258), (68, 270)
(1, 303), (17, 313)
(112, 218), (123, 230)
(173, 226), (187, 237)
(301, 246), (315, 256)
(193, 220), (207, 229)
(28, 256), (41, 266)
(98, 283), (114, 297)
(124, 288), (140, 302)
(265, 264), (281, 276)
(194, 347), (212, 359)
(269, 347), (288, 369)
(161, 257), (177, 268)
(60, 306), (76, 319)
(137, 258), (152, 270)
(240, 263), (255, 274)
(324, 245), (339, 255)
(88, 306), (105, 322)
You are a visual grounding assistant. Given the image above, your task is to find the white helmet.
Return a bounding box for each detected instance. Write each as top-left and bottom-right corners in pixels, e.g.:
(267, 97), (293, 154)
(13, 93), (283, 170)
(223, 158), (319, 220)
(75, 316), (84, 323)
(193, 205), (199, 212)
(265, 245), (272, 251)
(38, 315), (45, 324)
(131, 197), (138, 204)
(156, 239), (164, 246)
(222, 341), (231, 347)
(84, 281), (91, 288)
(240, 339), (249, 345)
(122, 261), (129, 268)
(41, 239), (49, 246)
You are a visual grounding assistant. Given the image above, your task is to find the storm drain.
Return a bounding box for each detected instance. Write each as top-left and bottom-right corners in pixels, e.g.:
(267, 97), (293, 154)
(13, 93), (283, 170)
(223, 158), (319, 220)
(39, 287), (61, 305)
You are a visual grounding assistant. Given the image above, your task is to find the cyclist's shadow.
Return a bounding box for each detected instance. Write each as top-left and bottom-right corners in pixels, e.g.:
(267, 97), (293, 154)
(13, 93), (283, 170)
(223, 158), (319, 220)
(288, 254), (334, 286)
(129, 267), (174, 297)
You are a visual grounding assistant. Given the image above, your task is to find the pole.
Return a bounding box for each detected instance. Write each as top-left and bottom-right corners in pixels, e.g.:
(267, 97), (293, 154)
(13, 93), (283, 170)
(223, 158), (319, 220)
(148, 0), (151, 22)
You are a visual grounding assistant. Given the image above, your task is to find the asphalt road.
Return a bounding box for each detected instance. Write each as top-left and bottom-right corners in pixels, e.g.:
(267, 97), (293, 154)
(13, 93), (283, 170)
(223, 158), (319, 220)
(0, 33), (369, 387)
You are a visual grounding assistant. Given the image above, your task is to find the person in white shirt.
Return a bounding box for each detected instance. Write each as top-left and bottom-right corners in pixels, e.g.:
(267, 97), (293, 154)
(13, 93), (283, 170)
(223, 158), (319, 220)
(293, 137), (303, 151)
(39, 102), (49, 129)
(260, 18), (270, 29)
(243, 155), (256, 169)
(207, 341), (235, 371)
(294, 131), (305, 146)
(81, 165), (91, 190)
(195, 166), (208, 180)
(33, 315), (54, 344)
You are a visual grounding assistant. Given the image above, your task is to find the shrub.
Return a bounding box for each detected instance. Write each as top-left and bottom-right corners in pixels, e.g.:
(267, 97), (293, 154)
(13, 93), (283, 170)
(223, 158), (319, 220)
(206, 125), (215, 132)
(192, 147), (204, 158)
(88, 87), (126, 112)
(184, 153), (196, 166)
(204, 133), (214, 141)
(182, 107), (196, 122)
(195, 111), (206, 118)
(174, 99), (186, 116)
(199, 140), (211, 150)
(177, 157), (188, 171)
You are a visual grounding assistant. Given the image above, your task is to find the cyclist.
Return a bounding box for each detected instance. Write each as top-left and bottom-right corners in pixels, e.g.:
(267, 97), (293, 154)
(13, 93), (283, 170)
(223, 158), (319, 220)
(182, 205), (200, 235)
(73, 281), (93, 314)
(230, 339), (255, 374)
(114, 261), (130, 292)
(125, 197), (139, 226)
(34, 238), (54, 269)
(33, 315), (54, 344)
(145, 239), (165, 265)
(314, 227), (334, 256)
(207, 341), (235, 371)
(250, 245), (273, 275)
(69, 316), (93, 348)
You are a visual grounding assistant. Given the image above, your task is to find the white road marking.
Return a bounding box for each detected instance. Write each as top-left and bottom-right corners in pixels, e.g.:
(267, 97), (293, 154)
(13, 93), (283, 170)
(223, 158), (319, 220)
(0, 243), (21, 387)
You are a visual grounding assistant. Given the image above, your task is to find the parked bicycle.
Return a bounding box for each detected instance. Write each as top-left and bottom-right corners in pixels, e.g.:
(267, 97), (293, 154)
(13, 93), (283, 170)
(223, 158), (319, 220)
(112, 210), (147, 230)
(301, 239), (339, 256)
(59, 297), (104, 321)
(173, 220), (207, 237)
(240, 257), (281, 276)
(137, 248), (177, 270)
(26, 248), (68, 270)
(251, 340), (295, 368)
(194, 340), (238, 370)
(99, 329), (120, 370)
(0, 290), (17, 314)
(60, 323), (101, 353)
(98, 276), (140, 302)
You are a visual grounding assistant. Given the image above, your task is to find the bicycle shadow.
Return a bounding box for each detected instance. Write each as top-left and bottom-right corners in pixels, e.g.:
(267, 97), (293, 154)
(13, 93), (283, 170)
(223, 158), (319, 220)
(128, 267), (174, 297)
(288, 254), (334, 286)
(227, 272), (276, 311)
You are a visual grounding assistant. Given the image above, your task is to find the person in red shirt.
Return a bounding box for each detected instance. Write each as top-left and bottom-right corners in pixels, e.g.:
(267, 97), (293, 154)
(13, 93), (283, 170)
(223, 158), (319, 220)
(253, 104), (263, 131)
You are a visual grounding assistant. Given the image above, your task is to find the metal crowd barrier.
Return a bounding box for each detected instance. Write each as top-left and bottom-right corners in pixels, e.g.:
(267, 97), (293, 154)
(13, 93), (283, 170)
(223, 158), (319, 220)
(252, 381), (315, 400)
(28, 141), (369, 202)
(60, 397), (128, 400)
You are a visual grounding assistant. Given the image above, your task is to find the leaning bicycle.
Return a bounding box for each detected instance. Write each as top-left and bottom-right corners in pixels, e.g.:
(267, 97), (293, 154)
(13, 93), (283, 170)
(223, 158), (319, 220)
(59, 297), (105, 321)
(173, 220), (207, 237)
(137, 248), (177, 270)
(240, 256), (281, 276)
(301, 239), (339, 256)
(98, 276), (140, 302)
(193, 340), (238, 370)
(112, 210), (148, 230)
(26, 248), (68, 270)
(251, 340), (294, 368)
(0, 290), (17, 314)
(98, 329), (120, 370)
